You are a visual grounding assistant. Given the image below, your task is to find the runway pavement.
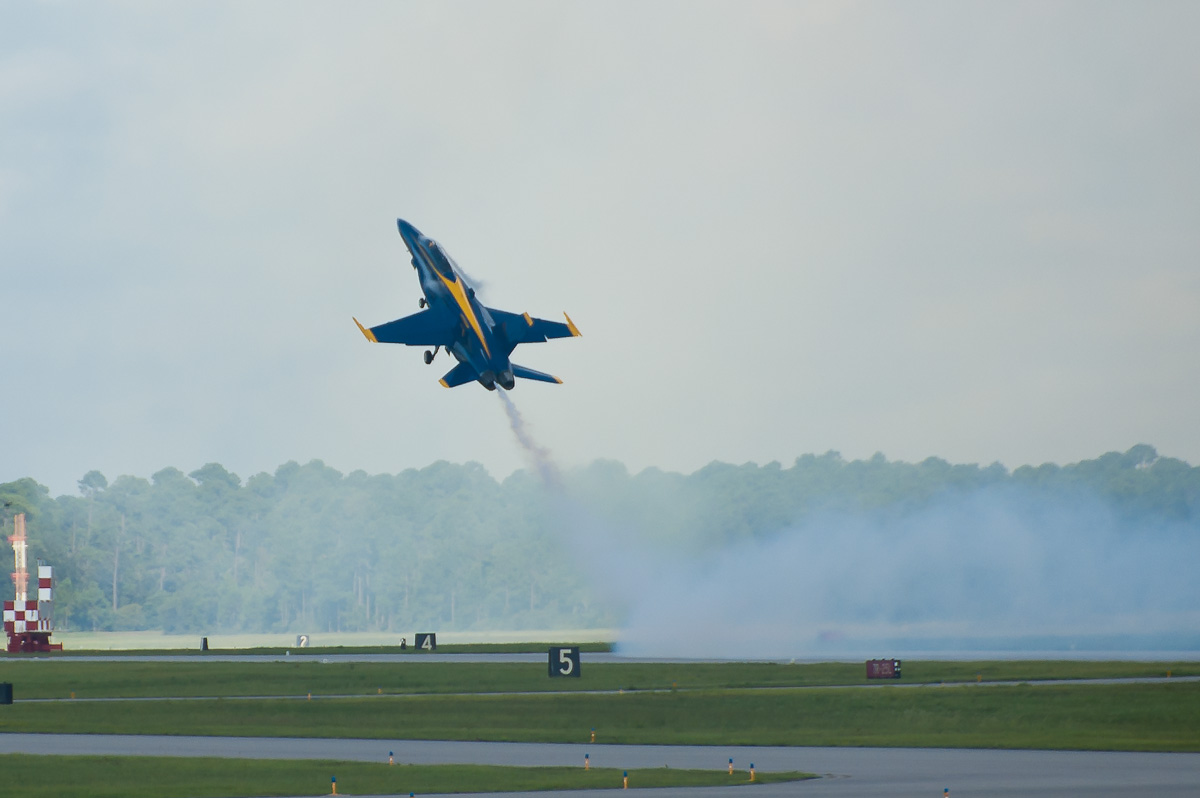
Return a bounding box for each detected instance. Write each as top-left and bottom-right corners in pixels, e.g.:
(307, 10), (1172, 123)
(0, 734), (1197, 797)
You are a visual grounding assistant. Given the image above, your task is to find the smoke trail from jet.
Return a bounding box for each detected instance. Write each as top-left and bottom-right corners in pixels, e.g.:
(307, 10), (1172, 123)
(496, 390), (562, 490)
(493, 392), (650, 629)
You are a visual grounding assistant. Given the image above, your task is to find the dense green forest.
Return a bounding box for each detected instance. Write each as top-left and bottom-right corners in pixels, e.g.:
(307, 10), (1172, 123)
(0, 445), (1195, 634)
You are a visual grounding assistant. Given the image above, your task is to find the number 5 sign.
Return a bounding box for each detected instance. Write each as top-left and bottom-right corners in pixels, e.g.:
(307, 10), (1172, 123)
(548, 646), (581, 677)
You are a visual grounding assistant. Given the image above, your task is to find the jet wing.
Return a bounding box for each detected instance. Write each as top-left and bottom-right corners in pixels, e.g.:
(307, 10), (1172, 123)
(353, 311), (455, 346)
(488, 308), (581, 346)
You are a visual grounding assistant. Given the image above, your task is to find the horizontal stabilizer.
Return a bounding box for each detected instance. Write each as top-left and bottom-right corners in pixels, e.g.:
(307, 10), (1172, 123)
(439, 361), (479, 388)
(511, 363), (563, 385)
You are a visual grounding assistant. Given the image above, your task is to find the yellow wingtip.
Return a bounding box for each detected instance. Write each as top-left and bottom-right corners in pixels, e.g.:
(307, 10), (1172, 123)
(564, 313), (581, 337)
(353, 317), (378, 343)
(554, 376), (563, 384)
(438, 378), (450, 388)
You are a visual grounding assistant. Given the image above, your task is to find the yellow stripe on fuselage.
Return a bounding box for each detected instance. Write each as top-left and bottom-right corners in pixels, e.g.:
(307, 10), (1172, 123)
(437, 273), (490, 358)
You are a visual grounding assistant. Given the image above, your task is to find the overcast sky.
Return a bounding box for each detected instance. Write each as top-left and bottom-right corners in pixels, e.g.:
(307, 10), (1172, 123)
(3, 1), (1198, 497)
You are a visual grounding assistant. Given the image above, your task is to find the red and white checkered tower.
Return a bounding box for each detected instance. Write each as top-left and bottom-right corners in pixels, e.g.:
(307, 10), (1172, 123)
(37, 560), (54, 629)
(4, 513), (61, 652)
(9, 512), (27, 602)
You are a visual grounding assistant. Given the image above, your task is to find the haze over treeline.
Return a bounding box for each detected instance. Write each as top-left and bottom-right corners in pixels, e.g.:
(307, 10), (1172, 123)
(0, 445), (1195, 638)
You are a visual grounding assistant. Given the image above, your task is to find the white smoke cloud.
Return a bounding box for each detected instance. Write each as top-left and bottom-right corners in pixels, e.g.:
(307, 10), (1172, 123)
(496, 394), (1198, 658)
(580, 486), (1199, 658)
(609, 489), (1200, 657)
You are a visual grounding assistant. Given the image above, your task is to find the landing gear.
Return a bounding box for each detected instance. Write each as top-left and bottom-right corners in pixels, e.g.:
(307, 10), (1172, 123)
(419, 297), (427, 308)
(423, 345), (440, 365)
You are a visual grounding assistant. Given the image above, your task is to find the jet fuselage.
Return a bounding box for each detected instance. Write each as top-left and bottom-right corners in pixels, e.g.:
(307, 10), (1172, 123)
(397, 219), (515, 390)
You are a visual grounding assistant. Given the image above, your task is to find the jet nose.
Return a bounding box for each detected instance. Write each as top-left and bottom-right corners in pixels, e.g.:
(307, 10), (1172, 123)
(396, 218), (422, 242)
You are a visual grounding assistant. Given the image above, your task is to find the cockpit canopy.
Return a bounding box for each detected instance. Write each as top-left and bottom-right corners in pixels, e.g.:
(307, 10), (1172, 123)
(423, 239), (457, 281)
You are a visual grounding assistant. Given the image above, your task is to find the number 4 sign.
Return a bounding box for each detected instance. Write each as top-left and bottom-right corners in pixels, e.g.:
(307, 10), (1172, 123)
(548, 646), (581, 677)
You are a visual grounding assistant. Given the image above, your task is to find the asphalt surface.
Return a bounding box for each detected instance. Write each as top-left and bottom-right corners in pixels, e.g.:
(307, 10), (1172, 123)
(0, 734), (1197, 797)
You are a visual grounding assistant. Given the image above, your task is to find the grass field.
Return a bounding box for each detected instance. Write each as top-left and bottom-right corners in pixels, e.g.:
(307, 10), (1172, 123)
(39, 641), (615, 657)
(50, 630), (616, 651)
(0, 659), (1193, 699)
(0, 658), (1195, 798)
(0, 756), (812, 798)
(0, 681), (1196, 752)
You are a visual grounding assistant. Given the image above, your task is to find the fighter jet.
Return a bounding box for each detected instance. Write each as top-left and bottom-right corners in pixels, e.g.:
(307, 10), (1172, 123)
(354, 219), (581, 390)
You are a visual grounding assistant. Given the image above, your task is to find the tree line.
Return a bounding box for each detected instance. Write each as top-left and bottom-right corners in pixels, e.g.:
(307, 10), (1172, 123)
(0, 444), (1194, 633)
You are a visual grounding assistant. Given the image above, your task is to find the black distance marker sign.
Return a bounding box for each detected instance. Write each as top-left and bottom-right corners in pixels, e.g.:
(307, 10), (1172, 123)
(416, 633), (436, 651)
(548, 646), (581, 677)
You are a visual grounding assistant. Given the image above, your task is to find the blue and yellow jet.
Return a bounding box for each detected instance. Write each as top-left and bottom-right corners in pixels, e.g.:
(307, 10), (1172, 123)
(354, 219), (581, 390)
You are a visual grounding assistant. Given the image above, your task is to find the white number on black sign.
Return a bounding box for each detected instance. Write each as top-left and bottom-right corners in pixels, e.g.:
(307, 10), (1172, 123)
(548, 646), (581, 677)
(416, 633), (436, 651)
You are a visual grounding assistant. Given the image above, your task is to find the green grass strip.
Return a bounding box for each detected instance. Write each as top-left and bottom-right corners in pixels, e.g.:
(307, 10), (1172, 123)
(0, 659), (1194, 699)
(25, 642), (614, 657)
(1, 682), (1196, 752)
(0, 756), (812, 798)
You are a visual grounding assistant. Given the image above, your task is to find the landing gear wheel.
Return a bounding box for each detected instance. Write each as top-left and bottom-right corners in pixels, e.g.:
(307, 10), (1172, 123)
(419, 298), (427, 308)
(423, 350), (434, 365)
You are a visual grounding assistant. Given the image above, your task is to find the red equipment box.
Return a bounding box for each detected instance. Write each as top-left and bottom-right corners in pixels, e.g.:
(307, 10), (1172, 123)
(866, 659), (902, 679)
